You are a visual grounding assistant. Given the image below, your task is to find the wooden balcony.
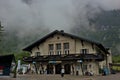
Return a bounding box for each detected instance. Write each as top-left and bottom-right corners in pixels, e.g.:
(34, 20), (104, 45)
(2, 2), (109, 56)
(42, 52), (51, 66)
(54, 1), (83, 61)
(23, 53), (104, 63)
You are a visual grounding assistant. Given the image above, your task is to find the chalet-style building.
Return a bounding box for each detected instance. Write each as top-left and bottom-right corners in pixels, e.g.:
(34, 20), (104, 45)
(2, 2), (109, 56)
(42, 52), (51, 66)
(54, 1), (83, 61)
(23, 30), (112, 75)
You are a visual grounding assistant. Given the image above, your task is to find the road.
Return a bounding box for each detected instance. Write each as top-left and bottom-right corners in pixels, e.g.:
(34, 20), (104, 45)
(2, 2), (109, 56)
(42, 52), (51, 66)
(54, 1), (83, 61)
(0, 73), (120, 80)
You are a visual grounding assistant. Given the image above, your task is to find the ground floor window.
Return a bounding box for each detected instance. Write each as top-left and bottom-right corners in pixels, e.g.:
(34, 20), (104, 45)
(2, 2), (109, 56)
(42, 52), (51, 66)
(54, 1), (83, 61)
(55, 64), (61, 74)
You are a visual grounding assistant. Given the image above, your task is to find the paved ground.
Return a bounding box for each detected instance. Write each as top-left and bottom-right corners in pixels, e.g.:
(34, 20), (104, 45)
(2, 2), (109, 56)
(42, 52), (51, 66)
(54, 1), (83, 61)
(0, 73), (120, 80)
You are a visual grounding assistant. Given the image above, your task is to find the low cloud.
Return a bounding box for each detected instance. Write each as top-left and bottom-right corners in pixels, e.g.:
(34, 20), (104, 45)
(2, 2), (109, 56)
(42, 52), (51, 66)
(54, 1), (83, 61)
(0, 0), (120, 38)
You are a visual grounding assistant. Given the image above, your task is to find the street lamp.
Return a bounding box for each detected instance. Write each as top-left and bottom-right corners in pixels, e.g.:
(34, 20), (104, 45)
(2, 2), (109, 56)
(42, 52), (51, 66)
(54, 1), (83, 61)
(33, 61), (38, 74)
(33, 61), (36, 64)
(78, 60), (84, 75)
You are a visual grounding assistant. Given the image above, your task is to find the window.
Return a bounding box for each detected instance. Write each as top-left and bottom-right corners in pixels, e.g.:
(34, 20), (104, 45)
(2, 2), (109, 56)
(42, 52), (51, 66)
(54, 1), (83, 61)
(56, 43), (61, 50)
(35, 52), (41, 56)
(49, 44), (54, 50)
(63, 43), (69, 55)
(81, 49), (89, 54)
(56, 43), (61, 55)
(49, 44), (54, 55)
(64, 43), (69, 49)
(83, 65), (87, 71)
(57, 37), (60, 39)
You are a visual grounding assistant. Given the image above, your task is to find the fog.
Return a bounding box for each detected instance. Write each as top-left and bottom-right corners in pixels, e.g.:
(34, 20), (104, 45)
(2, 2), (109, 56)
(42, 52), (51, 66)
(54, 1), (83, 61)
(0, 0), (120, 37)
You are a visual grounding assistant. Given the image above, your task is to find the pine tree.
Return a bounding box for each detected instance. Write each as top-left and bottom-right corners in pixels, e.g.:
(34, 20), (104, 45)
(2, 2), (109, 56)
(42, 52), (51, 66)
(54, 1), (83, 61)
(0, 21), (4, 41)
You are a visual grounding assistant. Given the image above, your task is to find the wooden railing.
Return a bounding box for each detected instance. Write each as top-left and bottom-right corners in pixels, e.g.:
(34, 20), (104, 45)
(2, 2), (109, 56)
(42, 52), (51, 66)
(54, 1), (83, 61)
(23, 53), (105, 62)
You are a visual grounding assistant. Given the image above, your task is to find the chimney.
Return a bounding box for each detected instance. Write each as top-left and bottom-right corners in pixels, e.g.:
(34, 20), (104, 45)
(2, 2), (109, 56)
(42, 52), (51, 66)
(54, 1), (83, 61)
(60, 30), (64, 33)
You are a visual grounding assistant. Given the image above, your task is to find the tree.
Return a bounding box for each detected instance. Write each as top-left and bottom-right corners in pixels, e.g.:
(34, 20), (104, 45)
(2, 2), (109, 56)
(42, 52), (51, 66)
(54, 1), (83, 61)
(14, 51), (30, 64)
(0, 21), (4, 41)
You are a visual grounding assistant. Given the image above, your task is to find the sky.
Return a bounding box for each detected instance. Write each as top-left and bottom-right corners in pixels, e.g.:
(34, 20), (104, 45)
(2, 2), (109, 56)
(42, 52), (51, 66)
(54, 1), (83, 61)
(0, 0), (120, 37)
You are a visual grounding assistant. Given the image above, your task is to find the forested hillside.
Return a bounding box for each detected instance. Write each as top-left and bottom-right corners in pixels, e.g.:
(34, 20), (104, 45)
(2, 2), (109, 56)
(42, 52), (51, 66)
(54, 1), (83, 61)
(0, 29), (49, 54)
(89, 10), (120, 55)
(72, 9), (120, 55)
(0, 10), (120, 55)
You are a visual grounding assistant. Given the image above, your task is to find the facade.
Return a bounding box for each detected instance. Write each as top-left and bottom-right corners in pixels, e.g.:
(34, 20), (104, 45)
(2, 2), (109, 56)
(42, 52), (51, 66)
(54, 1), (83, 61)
(23, 30), (112, 75)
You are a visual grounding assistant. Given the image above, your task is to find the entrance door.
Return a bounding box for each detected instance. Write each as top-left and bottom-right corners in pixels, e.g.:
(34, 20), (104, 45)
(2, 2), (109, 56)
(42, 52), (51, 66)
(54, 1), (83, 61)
(47, 64), (53, 74)
(64, 64), (71, 74)
(55, 64), (61, 74)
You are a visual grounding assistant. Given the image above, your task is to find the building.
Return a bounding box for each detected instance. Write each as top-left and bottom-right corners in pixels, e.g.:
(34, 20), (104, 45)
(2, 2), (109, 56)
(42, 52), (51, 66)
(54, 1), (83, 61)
(23, 30), (112, 75)
(0, 54), (16, 76)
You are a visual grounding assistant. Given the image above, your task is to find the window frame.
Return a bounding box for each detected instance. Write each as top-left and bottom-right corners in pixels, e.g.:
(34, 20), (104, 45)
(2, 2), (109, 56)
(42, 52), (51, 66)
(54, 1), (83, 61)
(80, 49), (89, 54)
(63, 43), (69, 55)
(48, 44), (54, 55)
(35, 52), (41, 56)
(56, 43), (61, 55)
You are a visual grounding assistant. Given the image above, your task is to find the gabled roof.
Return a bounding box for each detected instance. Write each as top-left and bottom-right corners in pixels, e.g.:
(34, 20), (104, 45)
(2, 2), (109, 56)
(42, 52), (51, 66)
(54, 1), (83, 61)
(0, 54), (15, 66)
(23, 30), (109, 54)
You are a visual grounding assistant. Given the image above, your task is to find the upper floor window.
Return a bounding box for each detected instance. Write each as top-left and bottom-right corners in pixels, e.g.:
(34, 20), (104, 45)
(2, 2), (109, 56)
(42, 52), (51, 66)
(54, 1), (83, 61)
(80, 49), (89, 54)
(56, 43), (61, 55)
(35, 52), (41, 56)
(56, 43), (61, 50)
(63, 43), (69, 55)
(49, 44), (54, 55)
(49, 44), (54, 50)
(64, 43), (69, 49)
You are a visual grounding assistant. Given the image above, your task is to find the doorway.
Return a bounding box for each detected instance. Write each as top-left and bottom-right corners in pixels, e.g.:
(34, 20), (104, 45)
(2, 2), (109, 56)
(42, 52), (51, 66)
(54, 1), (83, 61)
(47, 64), (53, 74)
(64, 64), (71, 74)
(55, 63), (61, 74)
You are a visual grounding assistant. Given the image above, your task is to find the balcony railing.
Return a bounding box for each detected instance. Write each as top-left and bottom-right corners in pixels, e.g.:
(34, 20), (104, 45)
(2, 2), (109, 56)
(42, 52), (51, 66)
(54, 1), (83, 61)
(23, 53), (105, 62)
(64, 49), (69, 55)
(48, 50), (54, 55)
(56, 50), (61, 55)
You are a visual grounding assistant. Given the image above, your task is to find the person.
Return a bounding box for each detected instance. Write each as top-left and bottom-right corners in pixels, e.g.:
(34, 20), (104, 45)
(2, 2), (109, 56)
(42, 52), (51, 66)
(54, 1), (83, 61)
(22, 67), (26, 75)
(89, 71), (93, 76)
(61, 68), (65, 77)
(44, 68), (47, 74)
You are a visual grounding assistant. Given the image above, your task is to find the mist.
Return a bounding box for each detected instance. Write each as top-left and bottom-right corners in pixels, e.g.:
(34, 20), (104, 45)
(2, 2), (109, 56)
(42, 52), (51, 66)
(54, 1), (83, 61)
(0, 0), (120, 37)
